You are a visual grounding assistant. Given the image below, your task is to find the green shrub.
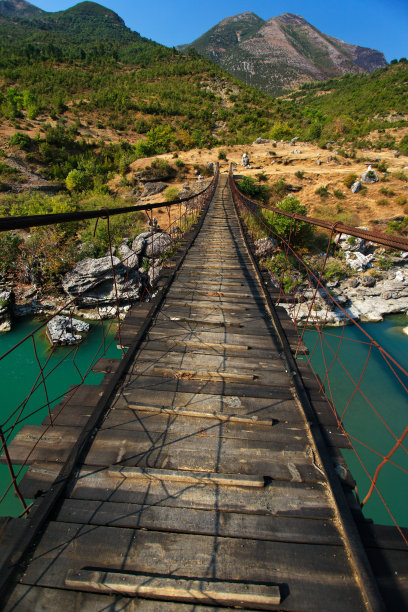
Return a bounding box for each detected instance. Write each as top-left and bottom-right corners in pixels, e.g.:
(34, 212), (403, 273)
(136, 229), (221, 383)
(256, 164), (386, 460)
(323, 260), (349, 281)
(218, 150), (227, 161)
(344, 173), (357, 188)
(9, 132), (32, 150)
(295, 170), (304, 179)
(392, 171), (408, 182)
(378, 255), (393, 270)
(396, 196), (407, 206)
(256, 172), (268, 182)
(376, 161), (388, 173)
(264, 196), (313, 246)
(380, 187), (395, 196)
(398, 134), (408, 156)
(65, 169), (88, 192)
(376, 198), (390, 206)
(315, 185), (330, 198)
(175, 159), (185, 169)
(334, 189), (345, 199)
(237, 176), (269, 201)
(164, 187), (180, 202)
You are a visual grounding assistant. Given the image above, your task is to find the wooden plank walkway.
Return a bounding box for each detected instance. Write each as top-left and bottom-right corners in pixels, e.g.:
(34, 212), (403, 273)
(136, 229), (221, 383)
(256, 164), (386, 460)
(0, 173), (401, 611)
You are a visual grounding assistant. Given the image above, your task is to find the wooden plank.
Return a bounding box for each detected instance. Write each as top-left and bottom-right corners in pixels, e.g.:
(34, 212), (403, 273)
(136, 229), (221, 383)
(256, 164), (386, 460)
(4, 584), (203, 612)
(55, 498), (342, 545)
(359, 523), (408, 551)
(119, 372), (295, 400)
(7, 424), (321, 482)
(366, 547), (408, 611)
(20, 466), (333, 518)
(136, 349), (284, 370)
(65, 569), (281, 608)
(150, 367), (257, 383)
(145, 327), (278, 347)
(92, 358), (122, 374)
(105, 466), (265, 488)
(111, 388), (301, 422)
(101, 406), (278, 430)
(19, 521), (366, 612)
(0, 519), (26, 564)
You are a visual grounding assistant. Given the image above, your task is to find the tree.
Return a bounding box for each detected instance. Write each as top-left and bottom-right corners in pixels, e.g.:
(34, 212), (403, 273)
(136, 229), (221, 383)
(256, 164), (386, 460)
(263, 196), (313, 246)
(65, 169), (88, 192)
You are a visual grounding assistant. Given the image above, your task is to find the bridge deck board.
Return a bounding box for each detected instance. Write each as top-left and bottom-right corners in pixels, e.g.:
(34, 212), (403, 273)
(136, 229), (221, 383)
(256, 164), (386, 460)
(2, 172), (385, 611)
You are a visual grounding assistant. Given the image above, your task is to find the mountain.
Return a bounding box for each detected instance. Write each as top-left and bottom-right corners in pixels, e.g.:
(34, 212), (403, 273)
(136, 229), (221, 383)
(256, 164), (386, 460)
(0, 0), (43, 18)
(183, 12), (388, 96)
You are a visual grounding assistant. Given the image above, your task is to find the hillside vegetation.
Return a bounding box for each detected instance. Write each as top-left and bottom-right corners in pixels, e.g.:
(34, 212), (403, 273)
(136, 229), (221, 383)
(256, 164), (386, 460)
(0, 1), (406, 198)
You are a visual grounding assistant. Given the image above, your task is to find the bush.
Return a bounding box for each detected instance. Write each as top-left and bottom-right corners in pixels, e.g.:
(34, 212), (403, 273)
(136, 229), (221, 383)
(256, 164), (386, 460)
(218, 150), (227, 161)
(344, 173), (357, 188)
(334, 189), (345, 199)
(256, 172), (268, 182)
(164, 187), (180, 202)
(392, 171), (408, 182)
(269, 178), (288, 200)
(377, 198), (390, 206)
(175, 159), (185, 169)
(9, 132), (32, 150)
(377, 161), (388, 173)
(323, 260), (349, 281)
(295, 170), (304, 179)
(315, 185), (330, 198)
(398, 134), (408, 156)
(237, 176), (269, 201)
(396, 196), (407, 206)
(380, 187), (395, 196)
(65, 169), (88, 192)
(264, 196), (313, 246)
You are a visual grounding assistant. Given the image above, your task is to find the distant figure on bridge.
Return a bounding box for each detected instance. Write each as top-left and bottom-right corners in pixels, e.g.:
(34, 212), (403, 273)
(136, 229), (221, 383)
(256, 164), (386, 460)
(242, 152), (250, 167)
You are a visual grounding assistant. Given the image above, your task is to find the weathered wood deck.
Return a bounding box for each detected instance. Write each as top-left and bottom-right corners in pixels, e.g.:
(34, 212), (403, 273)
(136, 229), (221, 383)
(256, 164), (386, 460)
(0, 173), (406, 611)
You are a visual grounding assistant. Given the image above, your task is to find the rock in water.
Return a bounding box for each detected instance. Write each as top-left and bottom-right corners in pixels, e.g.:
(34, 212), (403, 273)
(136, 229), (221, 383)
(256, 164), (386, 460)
(0, 290), (13, 332)
(62, 255), (140, 306)
(46, 315), (90, 345)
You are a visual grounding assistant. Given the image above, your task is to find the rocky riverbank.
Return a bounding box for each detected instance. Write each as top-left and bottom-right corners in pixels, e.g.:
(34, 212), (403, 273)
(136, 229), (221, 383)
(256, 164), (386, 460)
(0, 223), (173, 342)
(256, 237), (408, 326)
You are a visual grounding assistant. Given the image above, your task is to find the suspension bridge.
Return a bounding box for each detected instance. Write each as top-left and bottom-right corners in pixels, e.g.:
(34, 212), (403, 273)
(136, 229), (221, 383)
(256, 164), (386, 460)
(0, 168), (406, 611)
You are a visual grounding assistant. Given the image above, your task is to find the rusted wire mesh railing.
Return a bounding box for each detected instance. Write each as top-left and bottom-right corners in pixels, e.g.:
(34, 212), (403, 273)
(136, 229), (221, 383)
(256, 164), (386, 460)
(0, 164), (218, 517)
(229, 165), (408, 542)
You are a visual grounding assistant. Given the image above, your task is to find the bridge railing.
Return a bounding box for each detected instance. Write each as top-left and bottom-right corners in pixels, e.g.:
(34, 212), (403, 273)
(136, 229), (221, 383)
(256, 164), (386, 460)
(229, 164), (408, 542)
(0, 164), (219, 517)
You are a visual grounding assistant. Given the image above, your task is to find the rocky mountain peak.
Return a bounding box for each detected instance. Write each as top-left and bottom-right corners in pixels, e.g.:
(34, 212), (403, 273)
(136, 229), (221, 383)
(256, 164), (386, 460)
(185, 11), (387, 96)
(273, 13), (307, 25)
(219, 11), (262, 26)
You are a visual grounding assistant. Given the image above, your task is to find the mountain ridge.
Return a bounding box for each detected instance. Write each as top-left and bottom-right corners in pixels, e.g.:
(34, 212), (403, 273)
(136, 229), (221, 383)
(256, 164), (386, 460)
(183, 11), (388, 96)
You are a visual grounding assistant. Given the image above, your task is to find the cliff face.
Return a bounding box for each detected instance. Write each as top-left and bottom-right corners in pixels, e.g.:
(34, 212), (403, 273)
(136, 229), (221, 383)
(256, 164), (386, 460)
(185, 12), (388, 96)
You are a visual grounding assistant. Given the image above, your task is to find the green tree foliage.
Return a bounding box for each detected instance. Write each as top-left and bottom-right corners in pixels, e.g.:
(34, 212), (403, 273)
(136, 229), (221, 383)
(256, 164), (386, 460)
(65, 169), (88, 192)
(263, 196), (312, 245)
(237, 176), (269, 202)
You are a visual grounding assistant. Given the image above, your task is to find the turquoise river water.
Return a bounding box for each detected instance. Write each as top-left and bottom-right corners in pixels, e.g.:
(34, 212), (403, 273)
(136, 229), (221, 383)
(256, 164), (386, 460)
(0, 314), (407, 528)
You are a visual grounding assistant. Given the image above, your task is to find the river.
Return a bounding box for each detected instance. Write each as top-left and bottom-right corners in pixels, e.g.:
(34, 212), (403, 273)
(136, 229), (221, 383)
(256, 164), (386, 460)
(300, 314), (408, 528)
(0, 316), (122, 517)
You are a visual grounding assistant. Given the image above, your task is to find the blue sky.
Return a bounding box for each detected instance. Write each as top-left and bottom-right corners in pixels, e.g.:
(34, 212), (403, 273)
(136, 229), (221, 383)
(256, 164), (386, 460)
(33, 0), (407, 62)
